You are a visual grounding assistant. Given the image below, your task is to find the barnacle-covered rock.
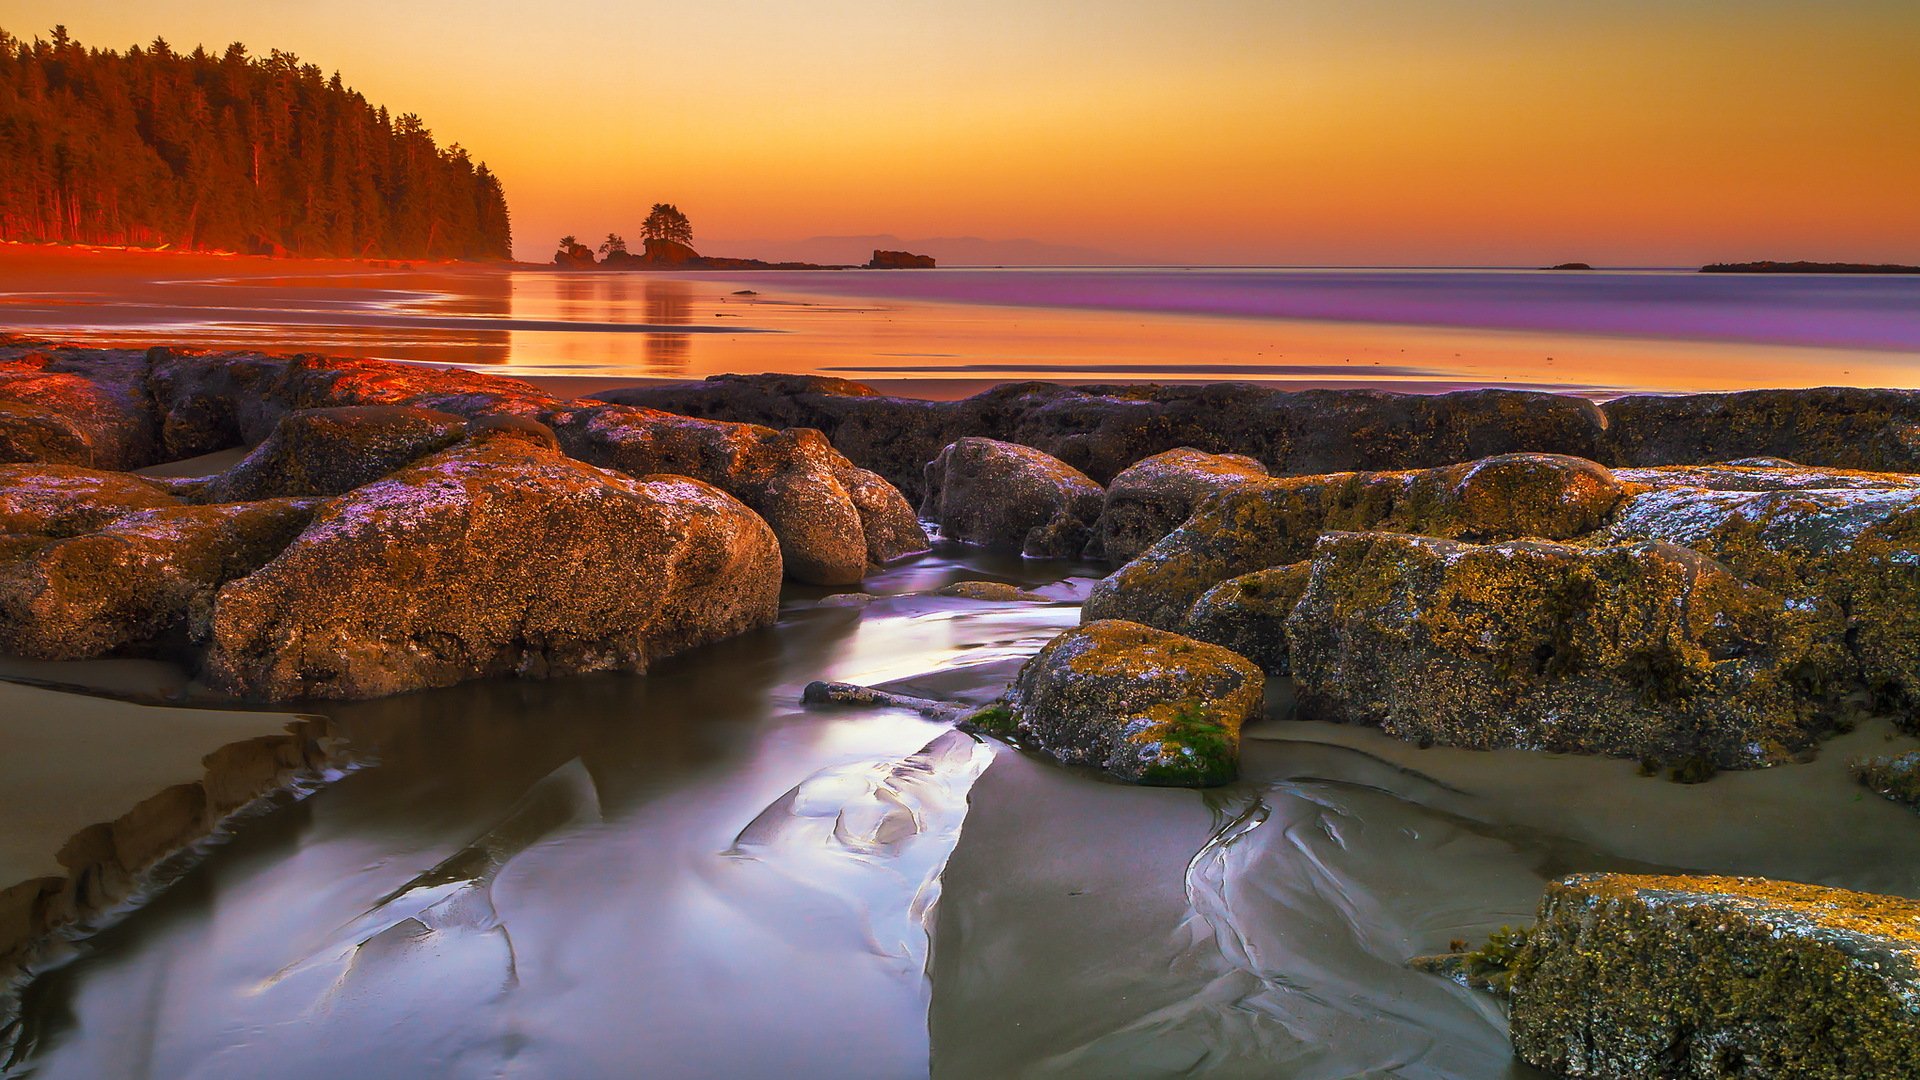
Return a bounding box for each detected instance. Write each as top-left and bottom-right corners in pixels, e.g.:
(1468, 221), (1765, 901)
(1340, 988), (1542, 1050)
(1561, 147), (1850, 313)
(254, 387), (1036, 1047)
(1094, 448), (1269, 563)
(920, 437), (1105, 558)
(203, 438), (782, 700)
(1287, 532), (1848, 767)
(1085, 453), (1625, 630)
(1182, 561), (1312, 674)
(1505, 873), (1920, 1079)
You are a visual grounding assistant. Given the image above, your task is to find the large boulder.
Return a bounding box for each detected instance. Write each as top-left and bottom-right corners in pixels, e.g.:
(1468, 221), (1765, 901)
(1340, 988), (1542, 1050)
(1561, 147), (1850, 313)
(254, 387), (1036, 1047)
(1095, 448), (1270, 563)
(0, 345), (159, 468)
(0, 464), (182, 537)
(1606, 484), (1920, 720)
(921, 437), (1104, 558)
(1506, 874), (1920, 1079)
(0, 499), (318, 659)
(1616, 460), (1920, 492)
(993, 620), (1265, 786)
(191, 405), (469, 502)
(203, 438), (782, 701)
(1605, 387), (1920, 473)
(1287, 532), (1848, 767)
(1085, 453), (1626, 630)
(1182, 562), (1312, 674)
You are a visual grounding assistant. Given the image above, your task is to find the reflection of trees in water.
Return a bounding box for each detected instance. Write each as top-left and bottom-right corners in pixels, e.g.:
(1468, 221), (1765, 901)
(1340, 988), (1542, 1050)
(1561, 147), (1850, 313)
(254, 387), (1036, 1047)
(644, 278), (693, 375)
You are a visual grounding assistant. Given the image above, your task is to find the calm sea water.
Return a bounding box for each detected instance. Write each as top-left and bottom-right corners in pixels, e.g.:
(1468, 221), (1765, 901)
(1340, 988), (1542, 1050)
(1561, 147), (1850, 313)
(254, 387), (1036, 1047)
(4, 263), (1917, 395)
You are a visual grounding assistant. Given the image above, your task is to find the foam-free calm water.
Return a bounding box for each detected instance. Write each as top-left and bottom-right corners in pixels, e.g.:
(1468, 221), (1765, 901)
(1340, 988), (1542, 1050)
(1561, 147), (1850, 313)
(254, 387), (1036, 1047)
(4, 263), (1916, 394)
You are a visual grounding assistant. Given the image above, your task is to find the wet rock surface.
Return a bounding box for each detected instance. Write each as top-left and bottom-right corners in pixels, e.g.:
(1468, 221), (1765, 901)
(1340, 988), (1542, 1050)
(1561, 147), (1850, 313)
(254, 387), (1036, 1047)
(1181, 561), (1312, 674)
(995, 619), (1264, 786)
(1853, 751), (1920, 812)
(1095, 448), (1269, 564)
(1288, 532), (1847, 767)
(0, 341), (928, 586)
(1504, 873), (1920, 1079)
(1085, 452), (1625, 630)
(1606, 387), (1920, 474)
(920, 437), (1104, 558)
(204, 438), (783, 701)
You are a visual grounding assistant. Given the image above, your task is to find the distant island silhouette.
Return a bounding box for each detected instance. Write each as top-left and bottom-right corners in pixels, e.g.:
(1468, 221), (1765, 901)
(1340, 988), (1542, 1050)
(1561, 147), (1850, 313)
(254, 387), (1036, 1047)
(555, 206), (934, 271)
(1701, 260), (1920, 274)
(1544, 262), (1594, 271)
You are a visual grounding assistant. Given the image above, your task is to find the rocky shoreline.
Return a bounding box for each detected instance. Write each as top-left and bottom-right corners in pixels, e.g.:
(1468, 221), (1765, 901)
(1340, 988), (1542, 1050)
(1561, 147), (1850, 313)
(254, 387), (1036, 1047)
(9, 341), (1920, 1075)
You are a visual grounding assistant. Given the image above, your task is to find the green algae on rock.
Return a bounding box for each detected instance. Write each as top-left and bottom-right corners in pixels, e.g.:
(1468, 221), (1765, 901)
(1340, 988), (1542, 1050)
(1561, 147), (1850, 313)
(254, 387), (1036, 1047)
(1000, 619), (1263, 786)
(1085, 453), (1627, 632)
(1287, 532), (1849, 767)
(1182, 561), (1312, 674)
(1506, 873), (1920, 1079)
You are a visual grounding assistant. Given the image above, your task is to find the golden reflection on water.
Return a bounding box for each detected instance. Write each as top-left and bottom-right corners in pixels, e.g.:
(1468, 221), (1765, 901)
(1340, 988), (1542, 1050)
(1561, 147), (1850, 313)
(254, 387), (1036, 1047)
(1, 253), (1915, 396)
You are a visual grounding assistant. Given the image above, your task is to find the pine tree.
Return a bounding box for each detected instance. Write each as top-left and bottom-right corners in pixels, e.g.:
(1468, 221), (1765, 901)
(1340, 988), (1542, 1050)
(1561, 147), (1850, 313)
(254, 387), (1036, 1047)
(0, 25), (512, 258)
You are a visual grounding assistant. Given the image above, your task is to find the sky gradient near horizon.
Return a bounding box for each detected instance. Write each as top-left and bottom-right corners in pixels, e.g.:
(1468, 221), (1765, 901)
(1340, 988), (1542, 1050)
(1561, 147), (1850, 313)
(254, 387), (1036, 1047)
(7, 1), (1918, 265)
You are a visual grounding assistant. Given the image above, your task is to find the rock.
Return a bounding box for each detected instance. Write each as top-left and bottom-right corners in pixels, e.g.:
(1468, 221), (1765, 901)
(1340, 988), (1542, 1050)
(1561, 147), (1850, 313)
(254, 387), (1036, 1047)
(1605, 484), (1920, 719)
(935, 580), (1051, 603)
(1086, 453), (1626, 631)
(1096, 448), (1270, 563)
(1287, 532), (1848, 767)
(0, 499), (319, 659)
(0, 345), (159, 468)
(0, 464), (182, 537)
(143, 350), (928, 585)
(1617, 461), (1920, 492)
(1852, 751), (1920, 812)
(921, 437), (1104, 558)
(800, 679), (966, 720)
(554, 242), (596, 267)
(191, 405), (468, 502)
(1605, 388), (1920, 474)
(203, 438), (782, 701)
(816, 592), (876, 608)
(1506, 873), (1920, 1079)
(594, 378), (1613, 505)
(998, 620), (1264, 786)
(867, 249), (936, 269)
(1182, 562), (1312, 674)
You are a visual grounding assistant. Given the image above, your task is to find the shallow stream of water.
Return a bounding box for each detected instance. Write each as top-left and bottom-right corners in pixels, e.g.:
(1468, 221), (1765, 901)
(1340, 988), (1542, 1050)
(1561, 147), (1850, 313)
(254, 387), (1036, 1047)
(7, 547), (1920, 1078)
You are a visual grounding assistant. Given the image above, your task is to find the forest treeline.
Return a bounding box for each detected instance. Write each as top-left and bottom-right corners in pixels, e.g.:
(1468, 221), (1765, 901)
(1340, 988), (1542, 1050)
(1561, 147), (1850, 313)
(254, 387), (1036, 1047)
(0, 26), (511, 259)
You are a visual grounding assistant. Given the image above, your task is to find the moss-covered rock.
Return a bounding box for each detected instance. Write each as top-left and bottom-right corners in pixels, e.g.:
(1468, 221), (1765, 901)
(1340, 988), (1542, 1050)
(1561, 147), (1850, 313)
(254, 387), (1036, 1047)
(1094, 447), (1270, 563)
(0, 464), (182, 537)
(1506, 873), (1920, 1079)
(1182, 561), (1312, 674)
(1000, 620), (1264, 786)
(203, 438), (783, 701)
(1606, 485), (1920, 723)
(0, 498), (319, 659)
(1287, 532), (1849, 767)
(190, 405), (468, 502)
(1852, 751), (1920, 812)
(920, 437), (1105, 558)
(1085, 453), (1626, 630)
(1605, 386), (1920, 473)
(935, 580), (1052, 602)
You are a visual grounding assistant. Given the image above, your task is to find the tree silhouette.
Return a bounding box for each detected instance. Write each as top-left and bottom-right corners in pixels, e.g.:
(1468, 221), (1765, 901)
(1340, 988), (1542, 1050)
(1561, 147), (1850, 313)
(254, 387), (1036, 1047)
(642, 203), (693, 247)
(558, 234), (577, 252)
(0, 25), (511, 258)
(600, 232), (627, 256)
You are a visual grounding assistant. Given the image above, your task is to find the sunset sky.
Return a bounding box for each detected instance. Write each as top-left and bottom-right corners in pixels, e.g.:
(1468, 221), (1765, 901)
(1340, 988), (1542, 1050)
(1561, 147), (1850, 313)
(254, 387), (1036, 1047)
(9, 1), (1918, 265)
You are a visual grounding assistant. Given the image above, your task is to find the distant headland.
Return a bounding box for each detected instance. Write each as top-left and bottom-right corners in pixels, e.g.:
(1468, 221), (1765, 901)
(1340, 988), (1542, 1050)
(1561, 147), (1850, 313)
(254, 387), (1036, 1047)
(554, 204), (933, 271)
(1701, 260), (1920, 275)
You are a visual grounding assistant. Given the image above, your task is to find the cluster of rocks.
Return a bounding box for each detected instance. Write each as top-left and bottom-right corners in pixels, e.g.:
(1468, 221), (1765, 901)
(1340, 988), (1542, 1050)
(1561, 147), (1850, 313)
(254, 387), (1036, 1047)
(594, 373), (1920, 502)
(1422, 873), (1920, 1078)
(0, 340), (930, 700)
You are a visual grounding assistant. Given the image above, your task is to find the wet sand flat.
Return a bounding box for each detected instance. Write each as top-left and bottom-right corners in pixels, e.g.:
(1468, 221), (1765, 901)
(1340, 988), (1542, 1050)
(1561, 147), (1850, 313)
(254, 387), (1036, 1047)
(0, 681), (306, 885)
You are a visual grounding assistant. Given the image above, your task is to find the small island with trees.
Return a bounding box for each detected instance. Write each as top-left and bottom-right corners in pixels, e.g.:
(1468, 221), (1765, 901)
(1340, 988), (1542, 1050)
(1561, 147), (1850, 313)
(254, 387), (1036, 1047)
(554, 203), (935, 271)
(1701, 260), (1920, 274)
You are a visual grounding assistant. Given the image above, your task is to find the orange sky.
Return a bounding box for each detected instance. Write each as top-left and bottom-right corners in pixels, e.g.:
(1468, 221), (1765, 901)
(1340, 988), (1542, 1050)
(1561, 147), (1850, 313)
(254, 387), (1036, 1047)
(9, 1), (1919, 264)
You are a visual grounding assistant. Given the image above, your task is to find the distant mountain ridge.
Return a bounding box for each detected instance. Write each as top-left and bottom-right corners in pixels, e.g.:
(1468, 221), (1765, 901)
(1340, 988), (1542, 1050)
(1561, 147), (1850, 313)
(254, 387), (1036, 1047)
(702, 234), (1129, 267)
